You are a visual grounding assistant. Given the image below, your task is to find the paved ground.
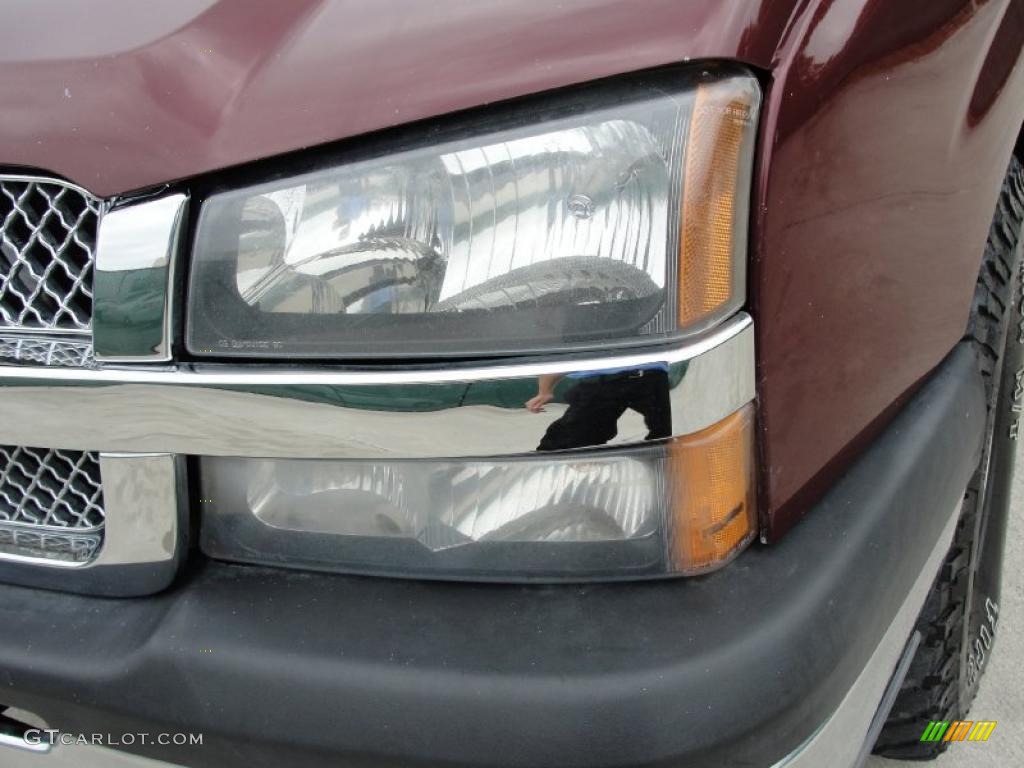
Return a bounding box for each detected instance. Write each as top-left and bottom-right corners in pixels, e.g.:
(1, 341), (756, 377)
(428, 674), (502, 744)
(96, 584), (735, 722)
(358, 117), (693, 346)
(866, 443), (1024, 768)
(7, 449), (1024, 768)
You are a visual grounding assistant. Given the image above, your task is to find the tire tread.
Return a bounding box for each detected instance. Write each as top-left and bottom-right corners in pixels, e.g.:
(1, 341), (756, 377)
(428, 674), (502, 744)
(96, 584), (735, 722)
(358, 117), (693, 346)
(873, 156), (1024, 760)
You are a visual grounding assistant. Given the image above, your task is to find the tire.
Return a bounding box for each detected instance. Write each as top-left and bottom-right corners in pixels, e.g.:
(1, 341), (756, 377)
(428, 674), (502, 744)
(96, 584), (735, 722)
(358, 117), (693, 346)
(873, 154), (1024, 760)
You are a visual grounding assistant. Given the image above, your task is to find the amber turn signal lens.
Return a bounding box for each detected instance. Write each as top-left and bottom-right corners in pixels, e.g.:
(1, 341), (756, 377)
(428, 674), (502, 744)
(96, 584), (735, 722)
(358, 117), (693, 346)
(678, 80), (759, 329)
(668, 404), (757, 572)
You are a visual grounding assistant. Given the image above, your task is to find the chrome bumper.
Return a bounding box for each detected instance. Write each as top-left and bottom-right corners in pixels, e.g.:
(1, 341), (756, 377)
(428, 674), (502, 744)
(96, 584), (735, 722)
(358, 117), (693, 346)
(0, 314), (753, 460)
(0, 313), (754, 592)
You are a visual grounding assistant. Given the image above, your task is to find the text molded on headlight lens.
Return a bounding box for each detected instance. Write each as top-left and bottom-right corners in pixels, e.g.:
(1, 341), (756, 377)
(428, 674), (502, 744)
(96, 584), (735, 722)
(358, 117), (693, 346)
(186, 66), (761, 359)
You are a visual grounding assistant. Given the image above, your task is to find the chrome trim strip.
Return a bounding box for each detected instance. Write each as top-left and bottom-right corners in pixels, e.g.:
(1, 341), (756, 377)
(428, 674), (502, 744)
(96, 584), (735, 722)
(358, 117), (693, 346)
(30, 313), (749, 386)
(93, 194), (189, 363)
(0, 315), (753, 459)
(0, 518), (104, 536)
(770, 501), (961, 768)
(0, 327), (90, 338)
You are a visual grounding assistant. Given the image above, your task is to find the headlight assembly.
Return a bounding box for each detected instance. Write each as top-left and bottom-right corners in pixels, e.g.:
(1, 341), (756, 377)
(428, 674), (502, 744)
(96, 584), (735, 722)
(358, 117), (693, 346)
(186, 66), (760, 358)
(182, 64), (763, 582)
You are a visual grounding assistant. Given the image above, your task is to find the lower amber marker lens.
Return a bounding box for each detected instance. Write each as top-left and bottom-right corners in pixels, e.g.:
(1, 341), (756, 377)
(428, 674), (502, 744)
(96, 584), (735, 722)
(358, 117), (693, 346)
(667, 404), (757, 572)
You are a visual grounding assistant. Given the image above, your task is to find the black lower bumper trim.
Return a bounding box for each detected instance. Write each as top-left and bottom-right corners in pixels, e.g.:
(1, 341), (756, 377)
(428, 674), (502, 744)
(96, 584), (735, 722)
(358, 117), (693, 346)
(0, 344), (986, 768)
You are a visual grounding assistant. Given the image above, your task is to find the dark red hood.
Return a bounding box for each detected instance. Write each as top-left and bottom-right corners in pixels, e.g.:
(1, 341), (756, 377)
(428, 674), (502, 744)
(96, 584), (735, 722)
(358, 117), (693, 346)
(1, 0), (794, 197)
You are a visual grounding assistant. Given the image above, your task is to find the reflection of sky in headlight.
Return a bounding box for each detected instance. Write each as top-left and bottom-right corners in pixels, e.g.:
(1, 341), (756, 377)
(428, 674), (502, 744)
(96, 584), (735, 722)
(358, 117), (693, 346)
(247, 455), (661, 551)
(235, 117), (670, 314)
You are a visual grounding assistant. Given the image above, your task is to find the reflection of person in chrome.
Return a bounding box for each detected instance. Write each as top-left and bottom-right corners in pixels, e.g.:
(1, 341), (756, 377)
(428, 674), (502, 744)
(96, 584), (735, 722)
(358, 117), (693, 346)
(526, 364), (671, 451)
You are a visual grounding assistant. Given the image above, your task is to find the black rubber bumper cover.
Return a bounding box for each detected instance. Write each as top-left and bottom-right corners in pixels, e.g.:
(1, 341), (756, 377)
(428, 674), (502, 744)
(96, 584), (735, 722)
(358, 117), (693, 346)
(0, 344), (986, 768)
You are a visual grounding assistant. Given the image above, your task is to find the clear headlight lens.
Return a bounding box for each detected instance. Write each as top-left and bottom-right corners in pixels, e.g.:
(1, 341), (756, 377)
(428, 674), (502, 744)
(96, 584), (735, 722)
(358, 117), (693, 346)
(199, 405), (757, 581)
(186, 67), (760, 358)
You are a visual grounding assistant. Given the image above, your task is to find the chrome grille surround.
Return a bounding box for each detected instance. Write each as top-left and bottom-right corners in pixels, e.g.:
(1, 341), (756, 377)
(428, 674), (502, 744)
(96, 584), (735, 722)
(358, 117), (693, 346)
(0, 187), (186, 595)
(0, 445), (105, 564)
(0, 175), (101, 332)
